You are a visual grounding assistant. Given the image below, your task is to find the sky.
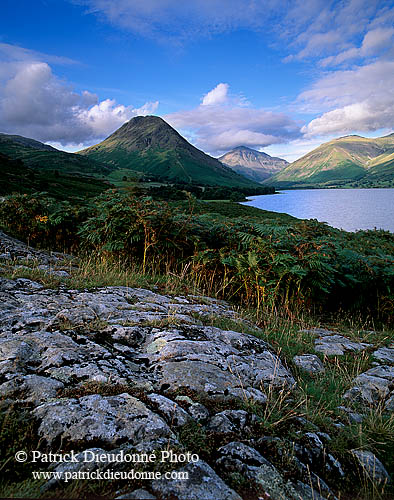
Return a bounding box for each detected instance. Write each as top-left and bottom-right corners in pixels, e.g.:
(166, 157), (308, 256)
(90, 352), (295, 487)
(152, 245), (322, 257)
(0, 0), (393, 162)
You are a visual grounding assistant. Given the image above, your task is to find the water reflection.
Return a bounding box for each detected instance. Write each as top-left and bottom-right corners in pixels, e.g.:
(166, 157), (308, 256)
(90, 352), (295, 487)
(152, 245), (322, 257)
(242, 188), (394, 232)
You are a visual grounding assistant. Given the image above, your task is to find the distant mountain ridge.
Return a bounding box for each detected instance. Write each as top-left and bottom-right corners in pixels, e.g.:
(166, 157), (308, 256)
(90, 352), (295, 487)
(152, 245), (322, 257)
(0, 133), (56, 152)
(78, 116), (258, 187)
(0, 134), (112, 199)
(219, 146), (288, 183)
(3, 123), (394, 194)
(0, 133), (113, 177)
(268, 133), (394, 188)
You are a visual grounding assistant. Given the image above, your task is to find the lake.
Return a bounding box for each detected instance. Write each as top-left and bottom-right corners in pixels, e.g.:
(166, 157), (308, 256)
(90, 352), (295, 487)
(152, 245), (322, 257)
(242, 188), (394, 233)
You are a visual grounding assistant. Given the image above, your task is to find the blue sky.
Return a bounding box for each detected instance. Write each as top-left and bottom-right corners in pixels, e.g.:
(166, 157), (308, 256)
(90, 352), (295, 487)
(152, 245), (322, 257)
(1, 0), (393, 161)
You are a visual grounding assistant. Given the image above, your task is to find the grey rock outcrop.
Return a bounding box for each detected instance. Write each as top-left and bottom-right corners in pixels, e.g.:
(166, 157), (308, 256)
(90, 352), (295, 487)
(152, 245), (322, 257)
(2, 230), (388, 499)
(0, 230), (68, 265)
(147, 393), (192, 428)
(216, 441), (300, 499)
(314, 334), (371, 356)
(151, 460), (242, 500)
(207, 410), (257, 435)
(293, 354), (325, 373)
(116, 490), (156, 499)
(0, 231), (300, 498)
(0, 281), (295, 403)
(343, 365), (394, 407)
(34, 393), (173, 447)
(351, 450), (391, 485)
(373, 346), (394, 365)
(300, 328), (372, 356)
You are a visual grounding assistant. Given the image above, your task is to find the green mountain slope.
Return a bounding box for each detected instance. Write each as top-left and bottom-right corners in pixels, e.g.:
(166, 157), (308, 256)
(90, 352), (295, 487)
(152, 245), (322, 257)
(0, 134), (113, 177)
(78, 116), (258, 187)
(268, 133), (394, 188)
(0, 133), (57, 152)
(219, 146), (288, 183)
(0, 136), (112, 200)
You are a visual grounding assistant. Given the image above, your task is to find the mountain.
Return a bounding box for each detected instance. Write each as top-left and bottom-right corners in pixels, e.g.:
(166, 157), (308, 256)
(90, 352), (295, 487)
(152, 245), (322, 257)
(268, 133), (394, 188)
(0, 133), (113, 178)
(0, 133), (57, 152)
(218, 146), (288, 183)
(78, 116), (258, 187)
(0, 135), (113, 199)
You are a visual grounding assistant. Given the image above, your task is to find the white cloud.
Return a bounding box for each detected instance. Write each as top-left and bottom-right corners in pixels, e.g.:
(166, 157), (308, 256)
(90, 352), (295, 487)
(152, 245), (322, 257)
(290, 2), (394, 139)
(165, 83), (301, 155)
(300, 60), (394, 136)
(281, 0), (388, 61)
(74, 0), (279, 41)
(303, 100), (394, 136)
(320, 27), (394, 67)
(77, 98), (158, 137)
(77, 99), (137, 137)
(298, 60), (394, 112)
(201, 83), (228, 106)
(362, 27), (394, 53)
(0, 43), (78, 65)
(289, 30), (345, 61)
(77, 0), (394, 82)
(0, 48), (159, 146)
(133, 101), (159, 116)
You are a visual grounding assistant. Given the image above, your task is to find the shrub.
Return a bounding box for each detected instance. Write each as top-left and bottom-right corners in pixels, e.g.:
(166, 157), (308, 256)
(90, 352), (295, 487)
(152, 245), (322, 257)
(0, 193), (87, 252)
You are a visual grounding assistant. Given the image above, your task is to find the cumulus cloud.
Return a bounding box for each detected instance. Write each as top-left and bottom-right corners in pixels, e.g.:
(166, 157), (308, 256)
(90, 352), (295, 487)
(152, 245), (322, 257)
(303, 100), (393, 136)
(320, 27), (394, 67)
(133, 101), (159, 116)
(0, 48), (159, 146)
(290, 2), (394, 139)
(165, 84), (301, 155)
(300, 60), (394, 136)
(201, 83), (229, 106)
(299, 60), (394, 111)
(78, 98), (158, 137)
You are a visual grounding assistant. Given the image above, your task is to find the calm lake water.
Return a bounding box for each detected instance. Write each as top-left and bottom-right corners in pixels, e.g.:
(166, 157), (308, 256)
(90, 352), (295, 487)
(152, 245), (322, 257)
(242, 188), (394, 232)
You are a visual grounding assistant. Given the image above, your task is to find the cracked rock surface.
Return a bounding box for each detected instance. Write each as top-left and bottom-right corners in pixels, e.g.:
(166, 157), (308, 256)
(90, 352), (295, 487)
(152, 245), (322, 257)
(0, 232), (392, 499)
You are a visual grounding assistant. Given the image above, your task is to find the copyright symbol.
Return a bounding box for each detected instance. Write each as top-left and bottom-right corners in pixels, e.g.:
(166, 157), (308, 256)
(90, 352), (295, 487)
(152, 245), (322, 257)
(15, 451), (28, 462)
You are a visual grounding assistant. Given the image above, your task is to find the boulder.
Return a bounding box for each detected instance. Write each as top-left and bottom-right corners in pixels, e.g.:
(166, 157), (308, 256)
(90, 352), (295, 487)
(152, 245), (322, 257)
(343, 365), (394, 406)
(34, 394), (173, 447)
(293, 354), (325, 374)
(314, 334), (371, 356)
(151, 460), (241, 500)
(208, 410), (257, 435)
(351, 450), (391, 485)
(147, 393), (193, 428)
(373, 347), (394, 365)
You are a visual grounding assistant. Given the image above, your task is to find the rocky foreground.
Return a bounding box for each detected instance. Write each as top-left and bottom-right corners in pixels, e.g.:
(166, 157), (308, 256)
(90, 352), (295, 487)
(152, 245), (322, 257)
(0, 231), (392, 499)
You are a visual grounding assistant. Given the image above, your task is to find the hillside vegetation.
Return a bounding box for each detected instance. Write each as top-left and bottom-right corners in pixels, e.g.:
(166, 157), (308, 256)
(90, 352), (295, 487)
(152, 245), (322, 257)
(3, 123), (394, 192)
(1, 190), (392, 326)
(0, 186), (393, 500)
(0, 133), (113, 177)
(0, 152), (111, 200)
(269, 134), (394, 188)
